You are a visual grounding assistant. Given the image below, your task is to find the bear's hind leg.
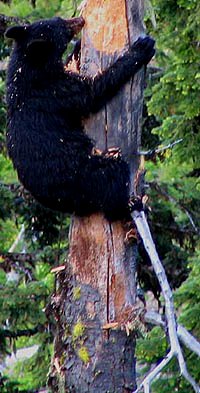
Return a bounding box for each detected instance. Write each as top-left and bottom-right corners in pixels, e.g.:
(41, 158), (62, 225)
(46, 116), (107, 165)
(75, 155), (130, 221)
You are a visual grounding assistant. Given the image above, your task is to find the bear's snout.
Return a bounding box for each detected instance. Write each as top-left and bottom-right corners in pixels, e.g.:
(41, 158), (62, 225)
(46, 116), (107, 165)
(65, 16), (85, 35)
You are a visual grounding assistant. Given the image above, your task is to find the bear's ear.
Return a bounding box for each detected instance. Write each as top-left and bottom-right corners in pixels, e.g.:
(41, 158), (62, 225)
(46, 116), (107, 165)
(5, 25), (27, 40)
(26, 39), (53, 64)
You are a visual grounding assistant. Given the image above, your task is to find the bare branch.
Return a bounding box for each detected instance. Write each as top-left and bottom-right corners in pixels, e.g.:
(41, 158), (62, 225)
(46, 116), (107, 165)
(139, 138), (183, 157)
(0, 252), (35, 274)
(153, 221), (196, 236)
(9, 224), (25, 253)
(149, 181), (199, 233)
(134, 350), (174, 393)
(177, 325), (200, 358)
(144, 311), (200, 358)
(1, 325), (44, 338)
(132, 210), (200, 393)
(184, 209), (198, 233)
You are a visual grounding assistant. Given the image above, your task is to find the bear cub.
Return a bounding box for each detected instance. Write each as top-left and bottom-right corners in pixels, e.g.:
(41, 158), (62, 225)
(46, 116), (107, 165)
(5, 16), (155, 221)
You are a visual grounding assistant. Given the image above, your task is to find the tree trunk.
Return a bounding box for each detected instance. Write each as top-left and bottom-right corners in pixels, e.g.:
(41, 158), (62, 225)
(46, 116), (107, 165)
(48, 1), (145, 392)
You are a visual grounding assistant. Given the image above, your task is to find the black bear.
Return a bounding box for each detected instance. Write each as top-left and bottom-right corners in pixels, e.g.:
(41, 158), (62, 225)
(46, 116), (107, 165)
(5, 16), (155, 221)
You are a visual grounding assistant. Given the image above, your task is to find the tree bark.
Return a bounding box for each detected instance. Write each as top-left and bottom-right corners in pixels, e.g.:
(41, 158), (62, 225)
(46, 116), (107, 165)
(48, 1), (145, 392)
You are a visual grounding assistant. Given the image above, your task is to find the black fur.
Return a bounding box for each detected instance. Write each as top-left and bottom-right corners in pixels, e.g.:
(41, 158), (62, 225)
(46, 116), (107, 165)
(5, 16), (155, 221)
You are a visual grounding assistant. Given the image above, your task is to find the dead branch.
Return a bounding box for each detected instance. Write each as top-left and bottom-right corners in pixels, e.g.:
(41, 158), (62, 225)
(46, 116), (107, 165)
(0, 252), (35, 273)
(149, 181), (199, 233)
(139, 138), (183, 157)
(153, 221), (196, 236)
(1, 324), (44, 338)
(132, 210), (200, 393)
(8, 224), (25, 252)
(144, 311), (200, 358)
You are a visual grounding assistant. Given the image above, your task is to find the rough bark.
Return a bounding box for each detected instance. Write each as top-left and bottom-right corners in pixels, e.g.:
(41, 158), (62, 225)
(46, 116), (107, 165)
(48, 1), (145, 392)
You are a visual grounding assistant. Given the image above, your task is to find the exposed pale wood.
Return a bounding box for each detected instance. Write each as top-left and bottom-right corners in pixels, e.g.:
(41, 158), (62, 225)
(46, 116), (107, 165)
(82, 0), (145, 184)
(69, 215), (137, 322)
(49, 1), (145, 392)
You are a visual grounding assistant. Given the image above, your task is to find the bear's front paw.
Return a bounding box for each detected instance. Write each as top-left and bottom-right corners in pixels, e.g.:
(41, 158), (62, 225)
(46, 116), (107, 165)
(131, 36), (155, 65)
(132, 36), (155, 52)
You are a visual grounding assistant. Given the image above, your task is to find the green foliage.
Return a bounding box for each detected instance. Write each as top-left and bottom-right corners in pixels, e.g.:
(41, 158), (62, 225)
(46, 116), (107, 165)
(0, 0), (199, 391)
(137, 0), (200, 391)
(0, 375), (20, 393)
(8, 341), (53, 391)
(136, 327), (167, 363)
(0, 1), (80, 391)
(0, 0), (79, 20)
(175, 249), (200, 335)
(0, 185), (14, 220)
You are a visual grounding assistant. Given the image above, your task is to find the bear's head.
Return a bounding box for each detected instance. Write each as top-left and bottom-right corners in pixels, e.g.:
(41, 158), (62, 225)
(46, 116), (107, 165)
(5, 16), (85, 65)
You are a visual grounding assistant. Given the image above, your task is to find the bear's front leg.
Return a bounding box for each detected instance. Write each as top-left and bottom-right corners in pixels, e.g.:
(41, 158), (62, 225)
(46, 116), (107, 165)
(83, 35), (155, 114)
(62, 36), (155, 118)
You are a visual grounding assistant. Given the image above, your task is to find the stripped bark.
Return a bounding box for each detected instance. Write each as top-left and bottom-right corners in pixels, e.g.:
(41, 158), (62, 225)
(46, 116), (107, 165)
(48, 0), (145, 392)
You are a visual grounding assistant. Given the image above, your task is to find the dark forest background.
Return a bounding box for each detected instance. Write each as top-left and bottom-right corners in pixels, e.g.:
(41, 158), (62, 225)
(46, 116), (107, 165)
(0, 0), (199, 392)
